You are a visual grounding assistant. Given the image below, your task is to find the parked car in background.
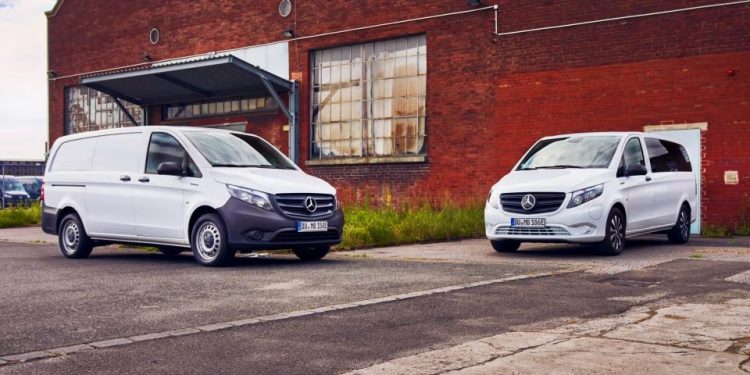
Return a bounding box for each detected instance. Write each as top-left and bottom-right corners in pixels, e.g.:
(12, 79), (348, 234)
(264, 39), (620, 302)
(1, 176), (31, 207)
(17, 176), (43, 200)
(43, 126), (343, 266)
(485, 132), (697, 255)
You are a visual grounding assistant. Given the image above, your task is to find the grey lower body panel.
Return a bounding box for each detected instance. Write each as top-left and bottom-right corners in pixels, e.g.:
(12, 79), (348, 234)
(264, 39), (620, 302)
(216, 198), (345, 251)
(41, 204), (58, 235)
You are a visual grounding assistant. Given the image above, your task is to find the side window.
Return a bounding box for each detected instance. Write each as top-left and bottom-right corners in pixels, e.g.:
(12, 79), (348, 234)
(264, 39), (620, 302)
(620, 137), (646, 175)
(675, 144), (692, 172)
(645, 138), (670, 173)
(145, 133), (201, 177)
(645, 138), (692, 173)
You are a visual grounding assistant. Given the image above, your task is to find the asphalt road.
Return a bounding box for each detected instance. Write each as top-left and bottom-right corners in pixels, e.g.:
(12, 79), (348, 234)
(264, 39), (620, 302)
(1, 237), (749, 374)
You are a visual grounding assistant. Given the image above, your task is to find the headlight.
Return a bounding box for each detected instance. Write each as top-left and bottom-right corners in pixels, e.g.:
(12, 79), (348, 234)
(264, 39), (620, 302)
(567, 184), (604, 208)
(488, 190), (500, 209)
(226, 185), (273, 211)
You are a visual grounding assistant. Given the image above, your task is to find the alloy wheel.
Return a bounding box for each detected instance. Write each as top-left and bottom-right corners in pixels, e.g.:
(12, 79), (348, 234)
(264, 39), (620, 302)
(609, 214), (624, 252)
(680, 210), (689, 240)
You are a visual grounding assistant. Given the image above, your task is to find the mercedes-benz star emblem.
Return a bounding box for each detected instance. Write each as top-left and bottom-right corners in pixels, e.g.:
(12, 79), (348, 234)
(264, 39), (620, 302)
(304, 197), (318, 213)
(521, 194), (536, 211)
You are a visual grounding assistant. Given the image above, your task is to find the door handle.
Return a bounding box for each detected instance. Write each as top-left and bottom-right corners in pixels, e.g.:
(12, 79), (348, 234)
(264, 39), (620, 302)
(138, 177), (150, 183)
(120, 175), (131, 182)
(645, 176), (652, 182)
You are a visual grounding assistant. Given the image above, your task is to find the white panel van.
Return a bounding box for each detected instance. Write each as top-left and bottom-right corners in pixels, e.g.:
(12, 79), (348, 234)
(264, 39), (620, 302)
(485, 132), (697, 255)
(43, 127), (343, 266)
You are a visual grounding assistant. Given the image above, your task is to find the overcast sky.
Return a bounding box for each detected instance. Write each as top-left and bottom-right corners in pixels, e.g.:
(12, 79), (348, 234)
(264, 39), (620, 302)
(0, 0), (56, 161)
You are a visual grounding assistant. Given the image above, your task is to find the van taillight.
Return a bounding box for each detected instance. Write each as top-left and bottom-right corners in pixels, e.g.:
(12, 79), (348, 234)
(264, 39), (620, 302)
(41, 178), (45, 203)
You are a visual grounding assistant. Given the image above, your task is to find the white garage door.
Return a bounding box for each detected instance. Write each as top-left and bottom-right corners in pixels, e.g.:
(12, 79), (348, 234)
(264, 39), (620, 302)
(649, 128), (701, 234)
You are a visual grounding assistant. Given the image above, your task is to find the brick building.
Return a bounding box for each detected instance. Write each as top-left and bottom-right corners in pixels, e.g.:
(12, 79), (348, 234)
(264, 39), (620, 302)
(46, 0), (750, 232)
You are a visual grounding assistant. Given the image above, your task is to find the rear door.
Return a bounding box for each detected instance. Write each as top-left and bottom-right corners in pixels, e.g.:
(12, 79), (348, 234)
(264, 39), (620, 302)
(85, 132), (144, 238)
(644, 137), (691, 228)
(133, 132), (201, 240)
(650, 129), (701, 234)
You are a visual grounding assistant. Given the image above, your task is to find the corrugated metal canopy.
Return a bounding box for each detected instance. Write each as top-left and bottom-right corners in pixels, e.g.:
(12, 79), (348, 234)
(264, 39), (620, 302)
(80, 55), (293, 106)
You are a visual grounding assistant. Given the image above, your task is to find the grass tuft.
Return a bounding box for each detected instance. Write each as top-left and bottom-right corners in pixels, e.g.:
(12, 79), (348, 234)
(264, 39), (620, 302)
(0, 206), (42, 229)
(338, 202), (485, 250)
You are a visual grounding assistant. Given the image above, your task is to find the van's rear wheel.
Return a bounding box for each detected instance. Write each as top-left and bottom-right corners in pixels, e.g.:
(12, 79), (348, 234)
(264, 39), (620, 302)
(58, 213), (93, 259)
(191, 214), (234, 267)
(292, 245), (330, 261)
(491, 240), (521, 252)
(600, 207), (626, 256)
(667, 205), (691, 244)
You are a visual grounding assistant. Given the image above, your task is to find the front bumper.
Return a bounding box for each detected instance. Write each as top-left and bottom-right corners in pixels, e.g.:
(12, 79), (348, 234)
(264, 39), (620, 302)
(484, 202), (606, 243)
(217, 198), (344, 251)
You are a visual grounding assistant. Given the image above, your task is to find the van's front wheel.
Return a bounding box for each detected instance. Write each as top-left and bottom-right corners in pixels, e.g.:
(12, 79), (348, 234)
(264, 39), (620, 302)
(293, 245), (330, 261)
(58, 213), (93, 259)
(191, 214), (234, 267)
(599, 207), (626, 256)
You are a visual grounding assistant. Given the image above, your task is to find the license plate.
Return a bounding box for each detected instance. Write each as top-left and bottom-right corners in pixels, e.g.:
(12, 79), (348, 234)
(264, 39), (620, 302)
(511, 218), (546, 227)
(297, 221), (328, 232)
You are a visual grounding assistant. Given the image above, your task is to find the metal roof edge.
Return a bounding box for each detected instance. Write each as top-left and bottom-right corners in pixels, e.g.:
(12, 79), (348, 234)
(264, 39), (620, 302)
(45, 0), (65, 17)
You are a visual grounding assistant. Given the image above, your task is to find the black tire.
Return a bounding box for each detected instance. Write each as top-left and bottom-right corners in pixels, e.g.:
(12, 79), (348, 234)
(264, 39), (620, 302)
(599, 207), (626, 256)
(667, 205), (691, 244)
(292, 245), (330, 261)
(491, 240), (521, 252)
(58, 213), (94, 259)
(190, 213), (234, 267)
(158, 247), (185, 256)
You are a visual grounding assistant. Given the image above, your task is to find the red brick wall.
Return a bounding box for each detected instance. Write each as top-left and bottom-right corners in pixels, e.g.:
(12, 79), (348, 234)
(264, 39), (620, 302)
(491, 51), (750, 228)
(47, 0), (750, 228)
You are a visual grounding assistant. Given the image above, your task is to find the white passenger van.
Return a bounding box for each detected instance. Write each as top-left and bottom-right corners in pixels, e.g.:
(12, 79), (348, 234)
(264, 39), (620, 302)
(43, 126), (343, 266)
(485, 132), (697, 255)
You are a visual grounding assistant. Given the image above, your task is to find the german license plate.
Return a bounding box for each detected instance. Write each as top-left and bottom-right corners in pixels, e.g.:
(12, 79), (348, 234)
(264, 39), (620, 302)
(511, 218), (546, 227)
(297, 221), (328, 232)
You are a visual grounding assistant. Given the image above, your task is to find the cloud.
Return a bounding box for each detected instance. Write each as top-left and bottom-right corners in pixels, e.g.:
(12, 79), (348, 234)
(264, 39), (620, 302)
(0, 0), (56, 160)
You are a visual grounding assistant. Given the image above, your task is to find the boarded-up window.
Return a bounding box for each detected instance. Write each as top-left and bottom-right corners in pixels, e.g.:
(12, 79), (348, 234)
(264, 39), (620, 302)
(311, 35), (427, 159)
(65, 86), (144, 134)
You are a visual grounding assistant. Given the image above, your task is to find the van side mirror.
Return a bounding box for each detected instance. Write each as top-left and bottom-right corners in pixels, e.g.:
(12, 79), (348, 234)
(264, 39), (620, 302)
(157, 162), (185, 176)
(626, 163), (648, 176)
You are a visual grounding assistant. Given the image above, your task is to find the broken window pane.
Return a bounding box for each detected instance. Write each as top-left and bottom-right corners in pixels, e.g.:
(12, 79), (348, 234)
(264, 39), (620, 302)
(311, 35), (427, 159)
(64, 86), (144, 134)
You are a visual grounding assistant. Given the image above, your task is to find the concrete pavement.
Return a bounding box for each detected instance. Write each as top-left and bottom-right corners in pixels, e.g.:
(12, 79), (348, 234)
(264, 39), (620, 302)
(0, 229), (749, 374)
(347, 297), (750, 374)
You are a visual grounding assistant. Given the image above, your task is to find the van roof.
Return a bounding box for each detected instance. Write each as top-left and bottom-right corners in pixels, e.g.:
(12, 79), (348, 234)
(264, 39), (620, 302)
(540, 131), (677, 141)
(54, 126), (255, 143)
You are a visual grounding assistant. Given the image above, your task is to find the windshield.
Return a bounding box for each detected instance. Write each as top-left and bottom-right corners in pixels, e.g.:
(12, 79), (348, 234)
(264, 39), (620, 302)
(2, 179), (26, 192)
(517, 136), (621, 170)
(184, 131), (296, 170)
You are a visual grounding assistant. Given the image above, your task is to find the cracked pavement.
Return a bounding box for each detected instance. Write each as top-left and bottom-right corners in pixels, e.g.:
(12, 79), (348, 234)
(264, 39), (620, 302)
(347, 299), (750, 374)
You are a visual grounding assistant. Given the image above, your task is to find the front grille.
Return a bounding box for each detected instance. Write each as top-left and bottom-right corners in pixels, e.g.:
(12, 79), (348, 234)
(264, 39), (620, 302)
(500, 192), (566, 214)
(274, 194), (336, 219)
(495, 226), (571, 236)
(272, 229), (341, 243)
